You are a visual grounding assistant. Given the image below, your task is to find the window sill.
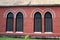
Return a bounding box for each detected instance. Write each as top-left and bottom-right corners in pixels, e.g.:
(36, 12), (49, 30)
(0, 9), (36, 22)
(45, 32), (52, 34)
(34, 32), (41, 34)
(16, 32), (23, 33)
(6, 31), (13, 33)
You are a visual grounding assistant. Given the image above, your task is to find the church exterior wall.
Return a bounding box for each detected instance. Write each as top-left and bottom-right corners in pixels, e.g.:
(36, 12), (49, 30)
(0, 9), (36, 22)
(0, 6), (60, 38)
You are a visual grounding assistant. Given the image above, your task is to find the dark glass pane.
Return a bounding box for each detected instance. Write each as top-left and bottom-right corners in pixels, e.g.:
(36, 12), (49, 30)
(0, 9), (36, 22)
(6, 12), (13, 31)
(45, 12), (52, 18)
(16, 12), (23, 18)
(7, 12), (13, 18)
(16, 12), (23, 32)
(34, 12), (42, 32)
(34, 12), (41, 19)
(44, 12), (52, 32)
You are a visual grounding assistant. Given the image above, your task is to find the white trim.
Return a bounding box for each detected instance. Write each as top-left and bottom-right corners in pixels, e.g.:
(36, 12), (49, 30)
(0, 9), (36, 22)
(16, 32), (23, 33)
(45, 32), (52, 34)
(6, 31), (13, 33)
(15, 9), (27, 18)
(43, 8), (56, 18)
(31, 8), (43, 18)
(34, 32), (41, 34)
(4, 9), (15, 18)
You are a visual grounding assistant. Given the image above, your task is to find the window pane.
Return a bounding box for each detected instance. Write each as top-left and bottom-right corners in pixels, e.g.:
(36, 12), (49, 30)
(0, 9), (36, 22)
(44, 12), (52, 32)
(6, 12), (13, 31)
(34, 12), (42, 32)
(16, 12), (23, 32)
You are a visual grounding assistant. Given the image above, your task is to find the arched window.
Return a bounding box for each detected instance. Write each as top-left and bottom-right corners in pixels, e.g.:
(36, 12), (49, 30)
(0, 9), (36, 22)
(44, 12), (52, 32)
(34, 12), (42, 32)
(6, 12), (14, 31)
(16, 12), (23, 32)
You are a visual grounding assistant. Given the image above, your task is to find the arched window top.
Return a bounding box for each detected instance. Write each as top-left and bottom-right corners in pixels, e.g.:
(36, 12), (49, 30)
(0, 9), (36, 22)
(44, 12), (52, 18)
(16, 12), (23, 18)
(34, 12), (41, 19)
(7, 12), (13, 18)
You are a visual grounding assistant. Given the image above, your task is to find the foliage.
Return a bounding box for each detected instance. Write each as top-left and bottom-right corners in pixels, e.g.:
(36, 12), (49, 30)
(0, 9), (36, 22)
(24, 35), (29, 40)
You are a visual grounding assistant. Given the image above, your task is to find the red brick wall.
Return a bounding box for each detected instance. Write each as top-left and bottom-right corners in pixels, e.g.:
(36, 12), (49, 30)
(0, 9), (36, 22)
(0, 6), (60, 37)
